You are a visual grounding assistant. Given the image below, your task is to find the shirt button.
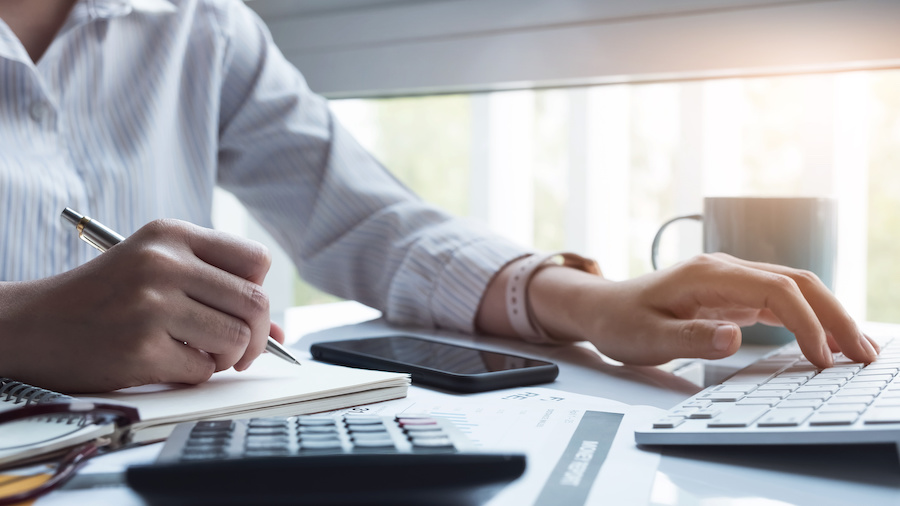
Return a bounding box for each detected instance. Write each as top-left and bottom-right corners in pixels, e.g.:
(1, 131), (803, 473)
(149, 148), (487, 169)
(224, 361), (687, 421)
(30, 101), (50, 122)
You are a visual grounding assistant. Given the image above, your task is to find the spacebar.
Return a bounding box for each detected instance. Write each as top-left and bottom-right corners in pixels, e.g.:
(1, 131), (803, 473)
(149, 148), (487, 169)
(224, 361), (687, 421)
(707, 406), (770, 428)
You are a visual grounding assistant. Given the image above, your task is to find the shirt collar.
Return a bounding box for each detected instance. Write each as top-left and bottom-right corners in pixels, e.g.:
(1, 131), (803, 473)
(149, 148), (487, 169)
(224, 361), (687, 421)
(85, 0), (177, 19)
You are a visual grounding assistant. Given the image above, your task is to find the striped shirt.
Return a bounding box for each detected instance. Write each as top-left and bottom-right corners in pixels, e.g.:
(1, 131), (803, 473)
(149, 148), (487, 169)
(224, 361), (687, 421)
(0, 0), (526, 333)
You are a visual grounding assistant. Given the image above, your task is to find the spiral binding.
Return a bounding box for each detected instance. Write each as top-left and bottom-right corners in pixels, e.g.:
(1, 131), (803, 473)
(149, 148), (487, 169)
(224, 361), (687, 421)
(0, 377), (72, 406)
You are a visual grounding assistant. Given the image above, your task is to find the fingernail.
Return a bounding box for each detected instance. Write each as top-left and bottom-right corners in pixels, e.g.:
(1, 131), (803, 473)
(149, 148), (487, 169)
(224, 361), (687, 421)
(713, 325), (735, 351)
(860, 336), (878, 361)
(821, 343), (834, 368)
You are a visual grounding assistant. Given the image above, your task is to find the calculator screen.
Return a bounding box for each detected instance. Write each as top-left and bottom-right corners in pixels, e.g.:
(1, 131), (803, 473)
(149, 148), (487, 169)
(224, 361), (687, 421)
(326, 335), (553, 375)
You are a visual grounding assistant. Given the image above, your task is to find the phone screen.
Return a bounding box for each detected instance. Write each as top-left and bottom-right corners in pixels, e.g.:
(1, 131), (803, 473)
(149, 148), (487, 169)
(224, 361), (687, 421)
(320, 335), (553, 375)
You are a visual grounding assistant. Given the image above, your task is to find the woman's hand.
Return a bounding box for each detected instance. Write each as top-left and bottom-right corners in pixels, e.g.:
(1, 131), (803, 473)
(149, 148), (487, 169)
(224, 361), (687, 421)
(480, 253), (878, 369)
(0, 219), (282, 393)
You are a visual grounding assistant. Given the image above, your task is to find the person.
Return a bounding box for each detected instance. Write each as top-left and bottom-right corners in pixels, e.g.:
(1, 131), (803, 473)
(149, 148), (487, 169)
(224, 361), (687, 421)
(0, 0), (879, 394)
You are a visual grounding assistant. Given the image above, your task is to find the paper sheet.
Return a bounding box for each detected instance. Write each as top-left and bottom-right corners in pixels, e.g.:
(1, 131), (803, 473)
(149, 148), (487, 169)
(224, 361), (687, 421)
(325, 386), (666, 505)
(36, 387), (663, 506)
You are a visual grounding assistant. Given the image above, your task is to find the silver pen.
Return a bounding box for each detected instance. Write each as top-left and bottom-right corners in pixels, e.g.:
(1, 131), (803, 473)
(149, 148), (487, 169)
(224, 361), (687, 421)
(61, 207), (302, 367)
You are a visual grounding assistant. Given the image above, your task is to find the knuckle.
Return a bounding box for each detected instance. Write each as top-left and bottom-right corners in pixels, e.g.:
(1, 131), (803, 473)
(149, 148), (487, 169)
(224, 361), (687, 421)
(768, 273), (801, 294)
(243, 283), (270, 317)
(790, 269), (821, 289)
(680, 253), (719, 275)
(678, 320), (702, 353)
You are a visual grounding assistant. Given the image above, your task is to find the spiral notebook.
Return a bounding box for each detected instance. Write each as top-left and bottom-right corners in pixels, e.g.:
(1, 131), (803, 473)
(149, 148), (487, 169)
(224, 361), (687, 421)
(0, 355), (409, 468)
(0, 378), (117, 468)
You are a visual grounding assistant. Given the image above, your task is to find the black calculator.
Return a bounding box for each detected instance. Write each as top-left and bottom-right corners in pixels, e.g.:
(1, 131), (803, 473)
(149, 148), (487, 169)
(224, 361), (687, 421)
(126, 414), (526, 506)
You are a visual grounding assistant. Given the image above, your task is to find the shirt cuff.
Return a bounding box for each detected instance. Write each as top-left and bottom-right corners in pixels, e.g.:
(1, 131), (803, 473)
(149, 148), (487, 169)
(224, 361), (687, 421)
(385, 223), (529, 334)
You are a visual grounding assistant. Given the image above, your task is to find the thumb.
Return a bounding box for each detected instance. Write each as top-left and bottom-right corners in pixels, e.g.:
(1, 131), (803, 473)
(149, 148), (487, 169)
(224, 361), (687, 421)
(667, 320), (742, 359)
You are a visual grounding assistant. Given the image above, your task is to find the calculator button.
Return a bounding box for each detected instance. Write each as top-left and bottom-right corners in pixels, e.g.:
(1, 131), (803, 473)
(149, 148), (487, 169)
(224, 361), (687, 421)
(186, 436), (229, 446)
(249, 418), (289, 428)
(245, 442), (289, 452)
(298, 433), (341, 442)
(397, 418), (438, 426)
(342, 415), (383, 424)
(194, 420), (234, 431)
(247, 427), (289, 436)
(347, 424), (387, 432)
(181, 451), (227, 461)
(352, 438), (396, 448)
(406, 430), (447, 439)
(401, 425), (442, 432)
(410, 437), (454, 448)
(300, 440), (344, 450)
(299, 426), (339, 434)
(297, 417), (338, 426)
(351, 431), (392, 441)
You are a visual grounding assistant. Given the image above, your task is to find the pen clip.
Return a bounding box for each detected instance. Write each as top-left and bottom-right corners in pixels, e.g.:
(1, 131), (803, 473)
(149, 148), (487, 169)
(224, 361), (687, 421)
(75, 218), (108, 253)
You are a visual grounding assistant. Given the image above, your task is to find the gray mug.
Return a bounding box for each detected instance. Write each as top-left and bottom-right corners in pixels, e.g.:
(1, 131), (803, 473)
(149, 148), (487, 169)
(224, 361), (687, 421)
(651, 197), (838, 345)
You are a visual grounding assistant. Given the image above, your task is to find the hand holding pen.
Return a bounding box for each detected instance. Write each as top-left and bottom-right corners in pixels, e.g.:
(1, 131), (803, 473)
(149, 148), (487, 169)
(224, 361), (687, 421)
(0, 210), (298, 394)
(61, 208), (301, 367)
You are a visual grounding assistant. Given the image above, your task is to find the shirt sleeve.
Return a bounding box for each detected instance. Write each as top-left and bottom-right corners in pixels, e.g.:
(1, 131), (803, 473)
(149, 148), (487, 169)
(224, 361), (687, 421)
(212, 1), (529, 333)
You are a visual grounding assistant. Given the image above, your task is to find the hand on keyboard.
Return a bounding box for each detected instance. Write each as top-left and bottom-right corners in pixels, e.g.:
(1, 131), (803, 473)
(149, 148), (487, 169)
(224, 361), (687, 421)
(555, 253), (878, 369)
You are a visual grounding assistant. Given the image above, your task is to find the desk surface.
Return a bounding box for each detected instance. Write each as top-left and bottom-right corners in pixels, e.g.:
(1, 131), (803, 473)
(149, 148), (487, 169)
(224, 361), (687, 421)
(290, 302), (900, 506)
(29, 302), (900, 505)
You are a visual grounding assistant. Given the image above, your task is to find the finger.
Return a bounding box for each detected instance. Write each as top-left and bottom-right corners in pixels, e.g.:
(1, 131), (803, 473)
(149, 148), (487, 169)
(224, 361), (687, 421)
(166, 294), (252, 372)
(655, 319), (741, 361)
(719, 256), (876, 363)
(187, 225), (272, 285)
(269, 322), (286, 344)
(178, 261), (271, 370)
(150, 339), (216, 385)
(674, 257), (833, 368)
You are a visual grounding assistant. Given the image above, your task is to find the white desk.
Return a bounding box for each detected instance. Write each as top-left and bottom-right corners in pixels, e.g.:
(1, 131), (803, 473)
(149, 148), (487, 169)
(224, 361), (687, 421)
(32, 302), (900, 505)
(290, 303), (900, 506)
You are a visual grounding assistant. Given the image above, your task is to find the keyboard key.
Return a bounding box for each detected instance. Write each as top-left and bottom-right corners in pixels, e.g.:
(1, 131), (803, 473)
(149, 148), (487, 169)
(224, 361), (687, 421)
(698, 392), (744, 402)
(653, 417), (685, 429)
(819, 403), (868, 414)
(843, 382), (886, 390)
(795, 385), (839, 395)
(767, 377), (805, 385)
(757, 408), (814, 427)
(746, 390), (791, 399)
(786, 392), (831, 401)
(757, 384), (799, 391)
(815, 372), (854, 380)
(736, 397), (781, 406)
(707, 406), (769, 428)
(713, 385), (757, 393)
(804, 378), (846, 387)
(856, 372), (894, 381)
(777, 399), (823, 409)
(808, 412), (859, 426)
(688, 408), (721, 419)
(863, 407), (900, 424)
(827, 395), (875, 405)
(834, 387), (881, 397)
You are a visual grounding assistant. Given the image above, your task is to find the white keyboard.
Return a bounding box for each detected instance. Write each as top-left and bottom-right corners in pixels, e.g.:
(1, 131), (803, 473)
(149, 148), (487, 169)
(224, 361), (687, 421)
(635, 338), (900, 448)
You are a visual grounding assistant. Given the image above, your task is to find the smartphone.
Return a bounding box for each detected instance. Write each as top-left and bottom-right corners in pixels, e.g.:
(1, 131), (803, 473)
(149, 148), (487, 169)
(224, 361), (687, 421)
(310, 335), (558, 393)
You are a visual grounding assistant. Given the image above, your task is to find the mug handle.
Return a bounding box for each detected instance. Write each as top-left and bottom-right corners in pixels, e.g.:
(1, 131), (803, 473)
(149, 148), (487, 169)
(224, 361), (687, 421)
(651, 214), (703, 270)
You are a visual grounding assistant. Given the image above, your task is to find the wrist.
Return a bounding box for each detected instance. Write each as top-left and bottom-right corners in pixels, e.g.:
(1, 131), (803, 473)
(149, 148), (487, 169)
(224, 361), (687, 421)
(527, 265), (612, 343)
